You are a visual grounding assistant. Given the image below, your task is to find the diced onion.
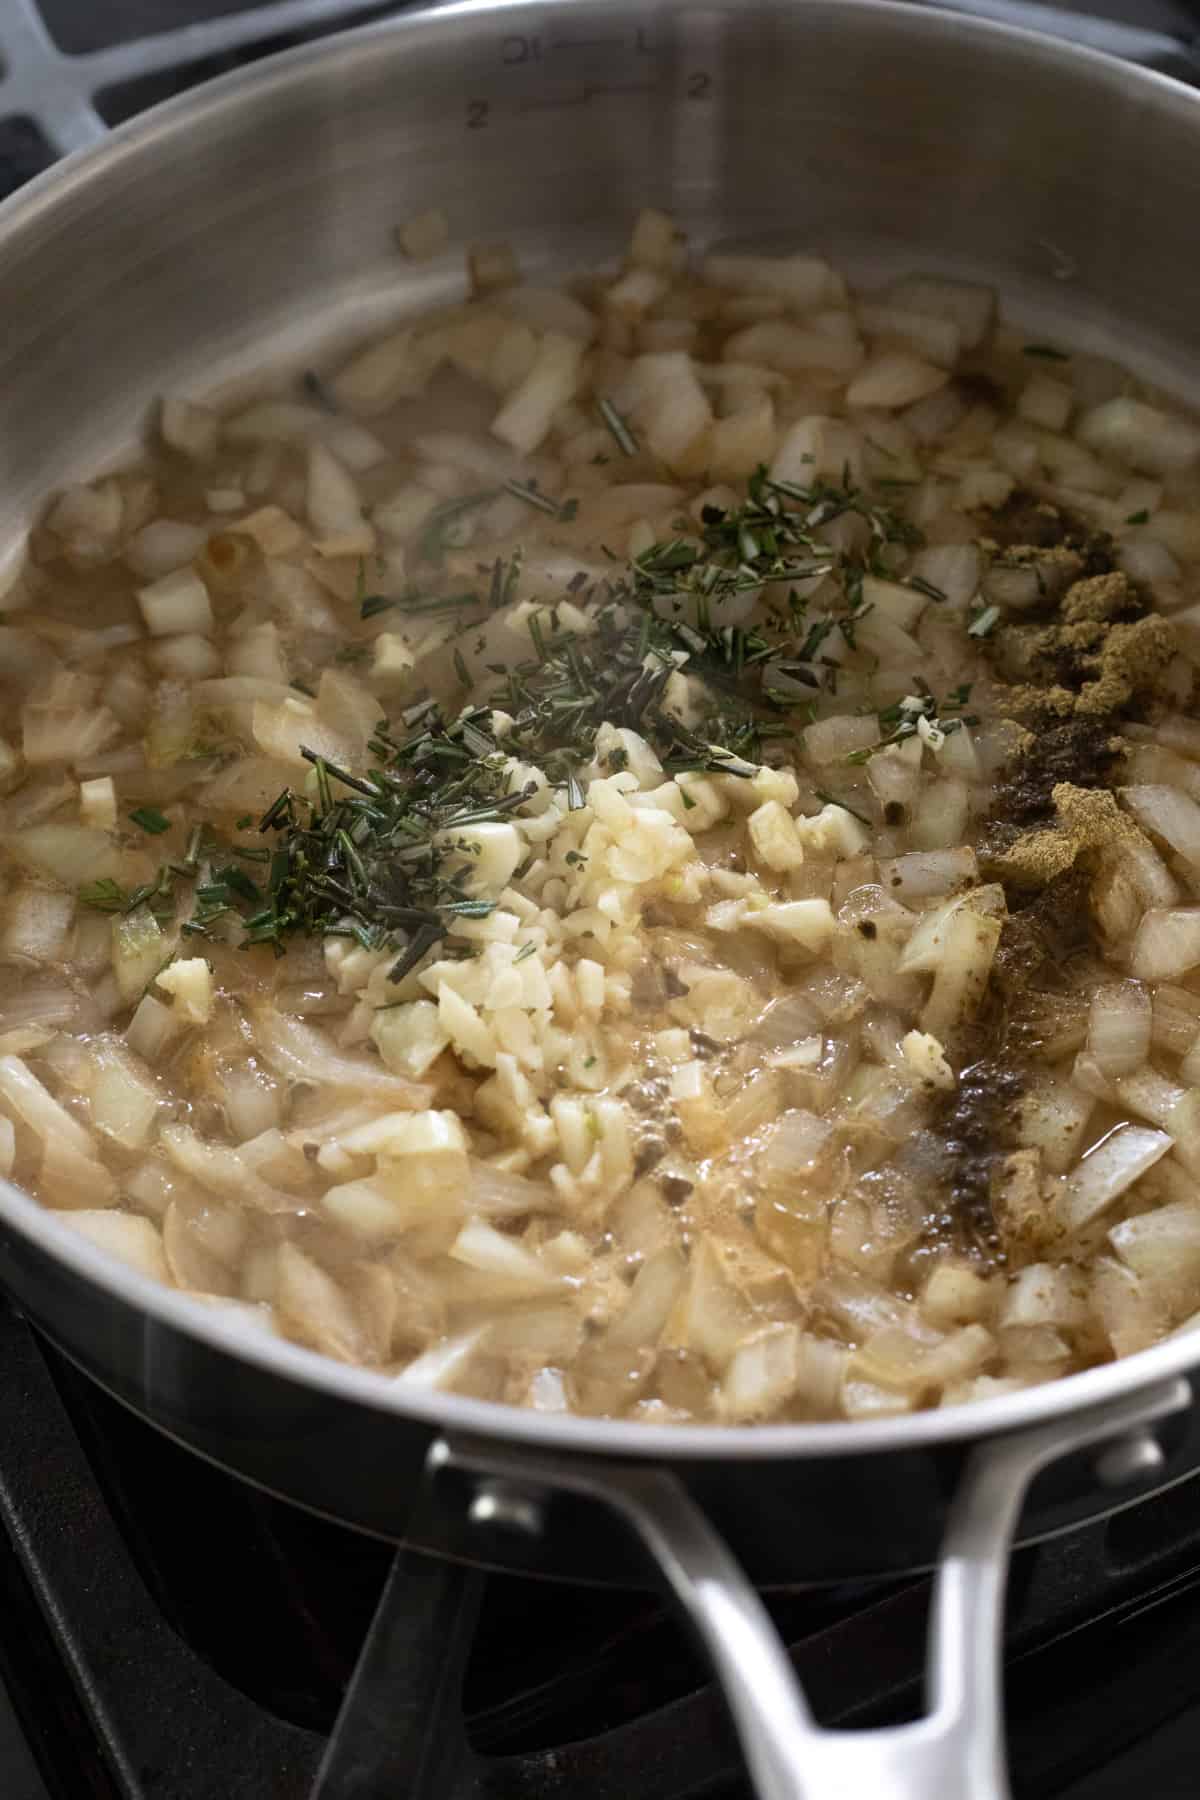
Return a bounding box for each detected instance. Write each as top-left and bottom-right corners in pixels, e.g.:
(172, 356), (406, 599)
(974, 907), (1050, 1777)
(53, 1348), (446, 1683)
(1060, 1125), (1172, 1232)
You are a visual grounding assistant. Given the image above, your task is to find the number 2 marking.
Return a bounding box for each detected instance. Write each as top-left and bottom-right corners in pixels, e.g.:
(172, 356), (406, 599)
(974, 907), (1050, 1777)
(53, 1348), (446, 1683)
(467, 99), (489, 129)
(687, 71), (712, 100)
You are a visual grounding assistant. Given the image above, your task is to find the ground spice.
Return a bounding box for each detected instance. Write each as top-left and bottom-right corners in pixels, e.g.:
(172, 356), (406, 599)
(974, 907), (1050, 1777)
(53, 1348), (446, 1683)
(992, 867), (1093, 999)
(922, 1057), (1023, 1262)
(927, 544), (1172, 1259)
(982, 490), (1115, 574)
(985, 715), (1123, 838)
(996, 572), (1176, 720)
(995, 783), (1144, 887)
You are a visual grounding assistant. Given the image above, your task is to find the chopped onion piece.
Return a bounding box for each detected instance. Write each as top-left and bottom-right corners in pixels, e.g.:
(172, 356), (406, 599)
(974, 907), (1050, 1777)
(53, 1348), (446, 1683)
(125, 520), (207, 579)
(721, 1323), (804, 1421)
(137, 567), (213, 638)
(251, 1007), (431, 1101)
(886, 274), (995, 348)
(449, 1216), (560, 1293)
(846, 352), (949, 410)
(1077, 397), (1200, 475)
(275, 1243), (377, 1364)
(879, 848), (978, 899)
(498, 285), (597, 343)
(1060, 1125), (1172, 1232)
(1087, 980), (1152, 1077)
(396, 1329), (486, 1392)
(306, 444), (370, 548)
(51, 1210), (168, 1283)
(160, 395), (219, 461)
(701, 251), (833, 308)
(1121, 784), (1200, 867)
(1130, 908), (1200, 980)
(491, 332), (584, 455)
(1110, 1202), (1200, 1314)
(0, 1053), (94, 1156)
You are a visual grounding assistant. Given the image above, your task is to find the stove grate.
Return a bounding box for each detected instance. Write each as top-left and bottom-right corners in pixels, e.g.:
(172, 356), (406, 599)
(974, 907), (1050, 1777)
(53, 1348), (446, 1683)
(0, 0), (388, 155)
(5, 1305), (1200, 1800)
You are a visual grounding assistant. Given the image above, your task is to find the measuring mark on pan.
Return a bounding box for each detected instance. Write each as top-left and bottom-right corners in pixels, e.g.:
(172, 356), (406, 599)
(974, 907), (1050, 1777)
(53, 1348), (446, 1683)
(471, 27), (715, 132)
(517, 81), (658, 113)
(503, 28), (661, 62)
(548, 37), (626, 53)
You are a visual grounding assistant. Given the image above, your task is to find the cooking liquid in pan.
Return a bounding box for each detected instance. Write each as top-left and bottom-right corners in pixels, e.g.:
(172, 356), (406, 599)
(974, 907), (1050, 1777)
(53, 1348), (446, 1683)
(3, 211), (1200, 1423)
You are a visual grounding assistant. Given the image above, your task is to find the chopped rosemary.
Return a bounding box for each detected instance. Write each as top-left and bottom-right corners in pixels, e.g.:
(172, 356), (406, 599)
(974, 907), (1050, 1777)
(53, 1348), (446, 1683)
(79, 878), (131, 912)
(847, 682), (975, 762)
(1022, 344), (1070, 360)
(1126, 509), (1150, 526)
(907, 574), (946, 603)
(113, 462), (940, 984)
(598, 397), (638, 457)
(504, 478), (578, 521)
(129, 806), (170, 836)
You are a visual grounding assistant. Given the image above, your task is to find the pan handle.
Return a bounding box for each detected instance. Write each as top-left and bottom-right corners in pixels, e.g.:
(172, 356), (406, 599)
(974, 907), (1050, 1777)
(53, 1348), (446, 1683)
(436, 1375), (1190, 1800)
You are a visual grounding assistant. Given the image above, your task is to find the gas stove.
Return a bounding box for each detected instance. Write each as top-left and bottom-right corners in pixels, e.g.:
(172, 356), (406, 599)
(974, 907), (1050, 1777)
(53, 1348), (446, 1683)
(5, 1299), (1200, 1800)
(2, 3), (1200, 1798)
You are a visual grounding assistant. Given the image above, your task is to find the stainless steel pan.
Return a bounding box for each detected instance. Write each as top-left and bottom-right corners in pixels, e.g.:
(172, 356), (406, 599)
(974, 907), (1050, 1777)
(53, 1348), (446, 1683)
(1, 4), (1200, 1795)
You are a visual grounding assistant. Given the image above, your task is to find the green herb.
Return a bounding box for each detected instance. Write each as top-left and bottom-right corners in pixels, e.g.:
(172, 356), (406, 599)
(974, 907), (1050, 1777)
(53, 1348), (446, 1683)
(528, 612), (548, 662)
(220, 864), (262, 905)
(297, 748), (380, 798)
(598, 397), (638, 457)
(488, 553), (523, 612)
(1022, 344), (1070, 360)
(514, 941), (538, 963)
(290, 679), (316, 697)
(503, 478), (577, 521)
(122, 463), (934, 980)
(129, 807), (170, 836)
(360, 594), (395, 620)
(849, 682), (973, 762)
(79, 878), (130, 913)
(1126, 509), (1150, 526)
(907, 574), (946, 603)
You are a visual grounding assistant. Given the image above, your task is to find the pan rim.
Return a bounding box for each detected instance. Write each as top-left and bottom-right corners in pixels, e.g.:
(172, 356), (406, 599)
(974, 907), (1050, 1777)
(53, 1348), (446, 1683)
(5, 1165), (1198, 1460)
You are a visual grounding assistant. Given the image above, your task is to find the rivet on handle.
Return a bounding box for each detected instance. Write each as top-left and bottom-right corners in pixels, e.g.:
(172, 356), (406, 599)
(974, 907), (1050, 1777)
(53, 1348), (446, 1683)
(467, 1479), (546, 1537)
(1093, 1429), (1166, 1487)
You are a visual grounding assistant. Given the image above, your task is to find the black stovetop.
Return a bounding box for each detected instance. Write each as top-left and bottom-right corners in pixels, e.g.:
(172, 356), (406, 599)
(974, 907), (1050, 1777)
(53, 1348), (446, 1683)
(5, 1299), (1200, 1800)
(4, 2), (1200, 1797)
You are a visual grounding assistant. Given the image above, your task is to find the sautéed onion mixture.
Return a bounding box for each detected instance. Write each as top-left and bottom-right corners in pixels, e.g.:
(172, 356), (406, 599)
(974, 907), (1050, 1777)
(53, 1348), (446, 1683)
(5, 210), (1200, 1424)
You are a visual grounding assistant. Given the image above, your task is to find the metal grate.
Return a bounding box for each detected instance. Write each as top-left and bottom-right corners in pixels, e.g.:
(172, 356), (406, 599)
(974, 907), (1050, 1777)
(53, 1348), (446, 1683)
(0, 0), (389, 156)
